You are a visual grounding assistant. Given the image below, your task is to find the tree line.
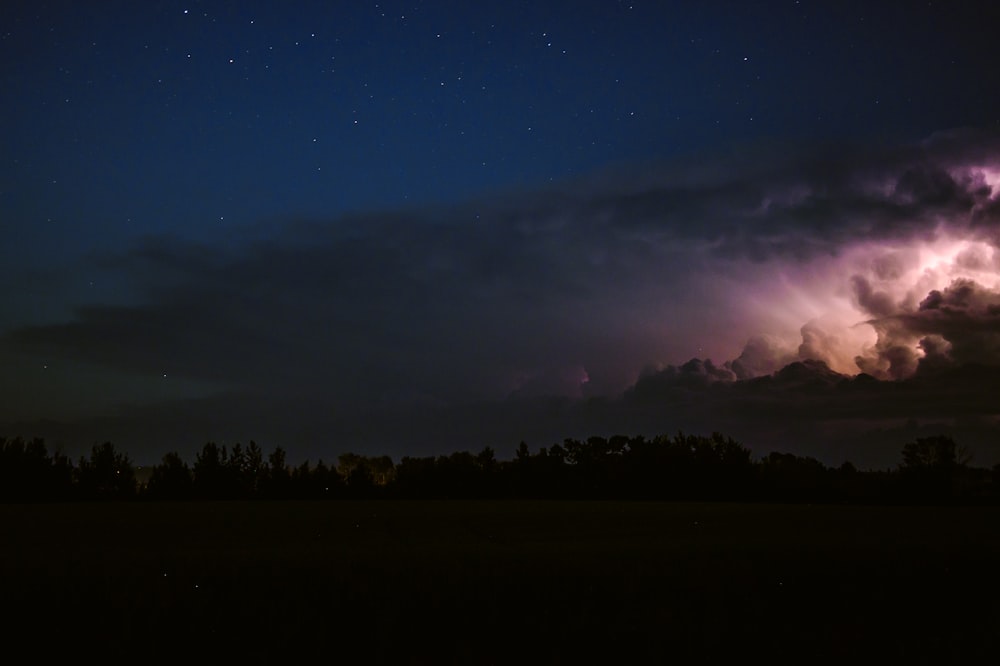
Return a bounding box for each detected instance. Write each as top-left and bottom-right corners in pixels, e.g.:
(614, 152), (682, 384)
(1, 432), (997, 503)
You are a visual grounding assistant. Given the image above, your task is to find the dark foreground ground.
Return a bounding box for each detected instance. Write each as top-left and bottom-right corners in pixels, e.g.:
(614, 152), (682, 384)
(2, 501), (999, 664)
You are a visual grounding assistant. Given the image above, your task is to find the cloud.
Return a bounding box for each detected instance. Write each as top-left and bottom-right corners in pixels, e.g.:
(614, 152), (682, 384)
(726, 335), (797, 380)
(625, 358), (736, 405)
(7, 209), (685, 408)
(896, 278), (1000, 369)
(5, 128), (1000, 465)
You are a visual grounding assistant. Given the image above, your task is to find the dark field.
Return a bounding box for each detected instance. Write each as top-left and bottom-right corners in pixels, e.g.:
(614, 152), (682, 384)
(3, 501), (999, 664)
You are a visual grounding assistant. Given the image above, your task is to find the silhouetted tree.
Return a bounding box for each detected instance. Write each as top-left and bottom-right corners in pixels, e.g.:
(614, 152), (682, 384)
(310, 459), (343, 498)
(76, 442), (136, 499)
(263, 446), (291, 498)
(601, 432), (755, 499)
(508, 441), (540, 497)
(340, 453), (375, 497)
(515, 441), (531, 463)
(227, 443), (248, 496)
(899, 435), (967, 501)
(49, 446), (74, 500)
(287, 459), (305, 495)
(336, 453), (394, 497)
(758, 452), (833, 502)
(394, 456), (438, 498)
(0, 437), (73, 501)
(244, 441), (266, 495)
(369, 455), (395, 486)
(9, 428), (997, 504)
(901, 436), (960, 470)
(193, 442), (229, 499)
(506, 442), (571, 498)
(475, 446), (501, 497)
(145, 452), (193, 499)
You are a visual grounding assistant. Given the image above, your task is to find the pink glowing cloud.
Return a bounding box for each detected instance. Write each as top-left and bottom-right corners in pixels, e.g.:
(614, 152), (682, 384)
(655, 143), (1000, 383)
(730, 233), (1000, 378)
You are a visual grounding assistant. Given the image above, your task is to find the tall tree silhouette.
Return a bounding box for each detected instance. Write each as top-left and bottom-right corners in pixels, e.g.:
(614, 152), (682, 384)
(76, 442), (136, 499)
(193, 442), (229, 499)
(146, 451), (193, 499)
(899, 435), (967, 501)
(244, 441), (266, 496)
(264, 446), (291, 498)
(310, 459), (343, 498)
(0, 436), (72, 501)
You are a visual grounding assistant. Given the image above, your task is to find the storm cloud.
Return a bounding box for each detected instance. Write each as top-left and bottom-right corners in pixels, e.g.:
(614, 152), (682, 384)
(6, 129), (1000, 465)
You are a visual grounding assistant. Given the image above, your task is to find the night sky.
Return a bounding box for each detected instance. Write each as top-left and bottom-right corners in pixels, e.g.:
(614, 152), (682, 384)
(4, 1), (1000, 467)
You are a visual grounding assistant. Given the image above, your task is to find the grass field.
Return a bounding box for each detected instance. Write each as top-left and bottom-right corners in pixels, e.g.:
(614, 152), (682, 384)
(3, 501), (999, 663)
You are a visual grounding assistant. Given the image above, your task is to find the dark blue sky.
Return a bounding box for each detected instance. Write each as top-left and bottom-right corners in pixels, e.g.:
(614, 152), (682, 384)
(4, 1), (1000, 466)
